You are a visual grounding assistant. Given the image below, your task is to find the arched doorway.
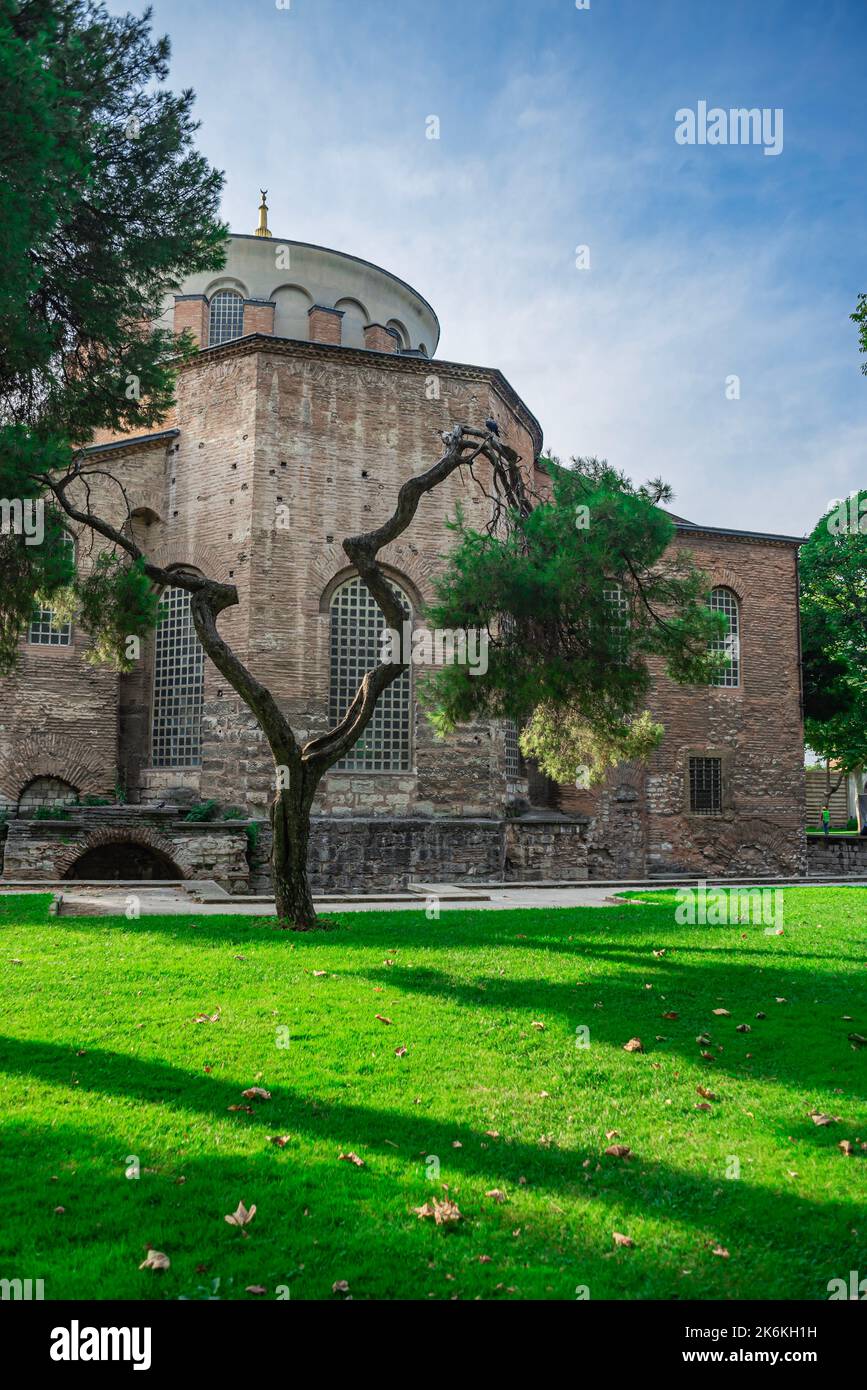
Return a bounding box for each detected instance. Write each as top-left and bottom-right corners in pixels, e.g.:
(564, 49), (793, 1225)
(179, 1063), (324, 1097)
(64, 842), (182, 880)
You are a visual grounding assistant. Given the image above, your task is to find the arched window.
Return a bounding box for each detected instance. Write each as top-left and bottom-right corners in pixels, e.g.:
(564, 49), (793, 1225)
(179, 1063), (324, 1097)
(386, 319), (408, 350)
(208, 289), (244, 346)
(329, 575), (412, 772)
(708, 587), (740, 687)
(151, 584), (204, 766)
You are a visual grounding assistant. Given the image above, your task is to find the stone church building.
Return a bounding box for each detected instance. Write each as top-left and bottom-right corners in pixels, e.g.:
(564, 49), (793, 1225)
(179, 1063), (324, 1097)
(0, 199), (807, 888)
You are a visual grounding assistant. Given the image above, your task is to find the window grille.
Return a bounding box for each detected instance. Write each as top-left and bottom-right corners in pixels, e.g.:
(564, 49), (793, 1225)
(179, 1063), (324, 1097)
(29, 606), (71, 646)
(603, 581), (630, 660)
(709, 587), (740, 686)
(151, 585), (204, 767)
(689, 756), (723, 815)
(208, 289), (245, 346)
(29, 531), (74, 645)
(329, 575), (411, 772)
(504, 720), (521, 779)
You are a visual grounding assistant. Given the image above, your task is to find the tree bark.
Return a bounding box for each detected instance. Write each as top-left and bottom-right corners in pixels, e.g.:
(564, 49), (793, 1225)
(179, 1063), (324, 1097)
(270, 782), (317, 928)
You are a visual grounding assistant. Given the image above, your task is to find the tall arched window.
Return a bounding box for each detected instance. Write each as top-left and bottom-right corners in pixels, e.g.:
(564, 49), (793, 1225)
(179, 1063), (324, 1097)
(708, 587), (740, 687)
(151, 585), (205, 766)
(208, 289), (244, 346)
(329, 575), (412, 772)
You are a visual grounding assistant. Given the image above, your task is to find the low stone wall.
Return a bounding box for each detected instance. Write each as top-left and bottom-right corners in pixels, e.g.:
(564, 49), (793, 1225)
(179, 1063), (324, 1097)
(1, 808), (590, 894)
(807, 836), (867, 877)
(250, 815), (590, 893)
(1, 807), (250, 892)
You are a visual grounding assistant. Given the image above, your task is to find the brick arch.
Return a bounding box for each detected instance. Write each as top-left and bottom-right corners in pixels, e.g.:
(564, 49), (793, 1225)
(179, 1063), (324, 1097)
(709, 568), (748, 601)
(312, 546), (436, 611)
(147, 542), (234, 585)
(0, 734), (106, 803)
(54, 826), (190, 879)
(129, 491), (166, 525)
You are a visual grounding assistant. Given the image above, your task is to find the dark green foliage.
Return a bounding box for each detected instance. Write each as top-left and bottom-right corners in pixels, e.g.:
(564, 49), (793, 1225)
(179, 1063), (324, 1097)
(183, 800), (219, 823)
(422, 459), (725, 755)
(801, 493), (867, 773)
(0, 0), (226, 673)
(32, 806), (71, 820)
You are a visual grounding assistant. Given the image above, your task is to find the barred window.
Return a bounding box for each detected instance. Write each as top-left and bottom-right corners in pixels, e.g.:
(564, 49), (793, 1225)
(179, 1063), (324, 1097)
(29, 532), (74, 646)
(709, 587), (740, 687)
(208, 289), (244, 346)
(329, 575), (411, 772)
(504, 720), (521, 780)
(603, 581), (630, 661)
(29, 605), (72, 646)
(689, 756), (723, 815)
(151, 585), (204, 767)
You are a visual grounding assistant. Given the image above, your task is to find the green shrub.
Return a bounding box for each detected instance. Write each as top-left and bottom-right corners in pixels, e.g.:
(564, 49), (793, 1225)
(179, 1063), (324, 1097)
(183, 800), (219, 823)
(32, 806), (71, 821)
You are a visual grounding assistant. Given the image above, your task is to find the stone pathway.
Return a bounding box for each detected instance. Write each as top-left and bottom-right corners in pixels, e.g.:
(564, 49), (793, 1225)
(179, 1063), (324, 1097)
(1, 876), (863, 918)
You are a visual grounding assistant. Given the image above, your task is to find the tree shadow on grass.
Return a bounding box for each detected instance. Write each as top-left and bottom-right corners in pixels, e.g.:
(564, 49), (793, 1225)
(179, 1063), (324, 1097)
(0, 1032), (864, 1302)
(337, 952), (867, 1106)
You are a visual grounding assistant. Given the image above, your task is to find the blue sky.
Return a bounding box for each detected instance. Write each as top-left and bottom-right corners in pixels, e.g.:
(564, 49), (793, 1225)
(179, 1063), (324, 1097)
(109, 0), (867, 534)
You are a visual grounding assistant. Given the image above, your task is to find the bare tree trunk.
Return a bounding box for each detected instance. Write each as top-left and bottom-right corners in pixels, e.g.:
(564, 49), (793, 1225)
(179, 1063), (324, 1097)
(270, 778), (317, 929)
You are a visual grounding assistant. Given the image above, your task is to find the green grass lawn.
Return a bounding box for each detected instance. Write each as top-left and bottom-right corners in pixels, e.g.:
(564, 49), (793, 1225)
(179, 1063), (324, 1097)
(0, 887), (865, 1301)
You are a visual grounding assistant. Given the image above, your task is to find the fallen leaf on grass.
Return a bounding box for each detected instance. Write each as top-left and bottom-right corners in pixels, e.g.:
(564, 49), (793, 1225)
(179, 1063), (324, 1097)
(612, 1232), (634, 1248)
(375, 1014), (392, 1025)
(139, 1249), (170, 1271)
(605, 1129), (621, 1140)
(735, 1024), (752, 1034)
(414, 1198), (462, 1225)
(484, 1130), (501, 1139)
(711, 1245), (730, 1259)
(695, 1103), (713, 1112)
(662, 1011), (679, 1020)
(54, 1205), (65, 1214)
(339, 1152), (365, 1167)
(225, 1201), (256, 1228)
(712, 1009), (731, 1017)
(839, 1140), (855, 1156)
(332, 1280), (350, 1294)
(848, 1033), (866, 1048)
(228, 1105), (254, 1115)
(193, 1008), (221, 1024)
(478, 1255), (492, 1264)
(653, 949), (666, 958)
(394, 1046), (408, 1057)
(810, 1112), (840, 1127)
(242, 1087), (271, 1101)
(246, 1285), (267, 1295)
(605, 1145), (631, 1158)
(531, 1021), (545, 1031)
(485, 1188), (507, 1203)
(696, 1086), (718, 1102)
(269, 1135), (291, 1148)
(312, 970), (328, 978)
(623, 1038), (644, 1053)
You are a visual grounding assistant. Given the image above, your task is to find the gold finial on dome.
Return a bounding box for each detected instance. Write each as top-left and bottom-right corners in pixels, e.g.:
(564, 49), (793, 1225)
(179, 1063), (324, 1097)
(254, 188), (272, 238)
